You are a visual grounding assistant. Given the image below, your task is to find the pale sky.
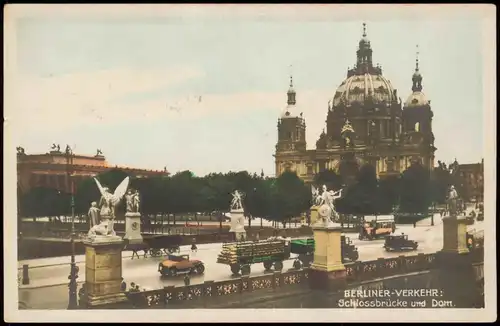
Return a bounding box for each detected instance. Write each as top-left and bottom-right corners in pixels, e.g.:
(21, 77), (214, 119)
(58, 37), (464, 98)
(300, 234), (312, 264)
(5, 5), (493, 177)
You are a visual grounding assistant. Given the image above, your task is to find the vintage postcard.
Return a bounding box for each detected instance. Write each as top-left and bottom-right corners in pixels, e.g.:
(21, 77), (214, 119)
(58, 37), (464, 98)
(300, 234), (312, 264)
(4, 3), (496, 323)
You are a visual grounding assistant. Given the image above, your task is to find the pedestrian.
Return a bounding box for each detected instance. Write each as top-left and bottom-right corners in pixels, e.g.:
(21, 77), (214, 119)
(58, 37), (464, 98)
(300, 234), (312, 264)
(413, 222), (416, 228)
(121, 281), (127, 292)
(184, 274), (191, 286)
(191, 238), (197, 253)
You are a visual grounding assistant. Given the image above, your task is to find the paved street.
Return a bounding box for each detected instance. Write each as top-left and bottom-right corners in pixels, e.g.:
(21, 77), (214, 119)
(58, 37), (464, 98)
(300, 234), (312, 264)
(18, 209), (484, 309)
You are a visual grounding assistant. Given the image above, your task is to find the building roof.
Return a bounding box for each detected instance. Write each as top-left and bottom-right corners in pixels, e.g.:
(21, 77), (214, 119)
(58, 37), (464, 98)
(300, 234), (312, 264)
(404, 91), (429, 107)
(333, 73), (396, 107)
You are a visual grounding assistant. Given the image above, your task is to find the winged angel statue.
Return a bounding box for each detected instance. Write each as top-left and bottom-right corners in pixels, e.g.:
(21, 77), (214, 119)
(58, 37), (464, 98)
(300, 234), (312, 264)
(88, 176), (130, 238)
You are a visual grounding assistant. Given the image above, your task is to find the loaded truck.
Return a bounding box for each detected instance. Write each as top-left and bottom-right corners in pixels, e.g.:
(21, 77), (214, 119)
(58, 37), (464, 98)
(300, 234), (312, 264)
(217, 236), (358, 275)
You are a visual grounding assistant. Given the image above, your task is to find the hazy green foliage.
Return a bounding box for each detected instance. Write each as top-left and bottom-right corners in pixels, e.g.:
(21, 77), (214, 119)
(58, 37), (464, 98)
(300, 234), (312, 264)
(20, 161), (451, 221)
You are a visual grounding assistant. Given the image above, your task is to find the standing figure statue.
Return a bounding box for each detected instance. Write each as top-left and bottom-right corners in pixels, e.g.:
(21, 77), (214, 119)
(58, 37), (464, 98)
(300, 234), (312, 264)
(125, 189), (134, 213)
(132, 190), (141, 213)
(89, 177), (130, 237)
(88, 201), (100, 228)
(231, 190), (244, 210)
(446, 185), (460, 217)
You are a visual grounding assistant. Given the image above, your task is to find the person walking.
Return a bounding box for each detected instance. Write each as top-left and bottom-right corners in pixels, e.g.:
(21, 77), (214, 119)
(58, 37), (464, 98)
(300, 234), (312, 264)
(191, 238), (197, 253)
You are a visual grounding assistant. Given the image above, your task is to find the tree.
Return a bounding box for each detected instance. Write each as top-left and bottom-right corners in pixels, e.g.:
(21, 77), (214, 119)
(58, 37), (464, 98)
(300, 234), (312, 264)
(21, 187), (71, 220)
(337, 164), (379, 215)
(244, 176), (274, 226)
(268, 171), (310, 228)
(430, 160), (452, 205)
(399, 162), (431, 213)
(313, 169), (343, 191)
(377, 175), (400, 214)
(168, 170), (198, 225)
(75, 168), (129, 216)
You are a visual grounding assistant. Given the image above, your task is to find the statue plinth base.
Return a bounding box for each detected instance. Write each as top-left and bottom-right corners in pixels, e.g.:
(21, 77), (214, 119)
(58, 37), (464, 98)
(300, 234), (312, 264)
(229, 208), (246, 233)
(83, 236), (128, 308)
(124, 212), (143, 244)
(441, 215), (469, 255)
(310, 206), (320, 225)
(309, 225), (346, 291)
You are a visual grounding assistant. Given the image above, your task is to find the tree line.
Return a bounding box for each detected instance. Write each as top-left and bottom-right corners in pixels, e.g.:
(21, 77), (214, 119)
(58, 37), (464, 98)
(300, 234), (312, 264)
(18, 160), (467, 224)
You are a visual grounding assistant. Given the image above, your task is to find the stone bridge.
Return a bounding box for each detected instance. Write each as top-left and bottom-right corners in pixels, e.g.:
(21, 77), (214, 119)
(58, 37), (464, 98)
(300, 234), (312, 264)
(123, 247), (484, 309)
(78, 213), (483, 309)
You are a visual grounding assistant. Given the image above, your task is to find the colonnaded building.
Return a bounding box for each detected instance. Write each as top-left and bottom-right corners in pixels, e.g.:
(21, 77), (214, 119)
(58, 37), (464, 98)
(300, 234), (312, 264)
(274, 24), (436, 185)
(16, 145), (169, 195)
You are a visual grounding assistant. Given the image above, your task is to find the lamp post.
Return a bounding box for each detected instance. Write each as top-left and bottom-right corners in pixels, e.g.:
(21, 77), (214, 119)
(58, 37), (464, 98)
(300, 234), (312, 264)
(65, 145), (78, 309)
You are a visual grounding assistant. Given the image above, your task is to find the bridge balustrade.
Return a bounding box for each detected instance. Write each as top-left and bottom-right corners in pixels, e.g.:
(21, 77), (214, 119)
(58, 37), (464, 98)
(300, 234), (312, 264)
(126, 247), (484, 309)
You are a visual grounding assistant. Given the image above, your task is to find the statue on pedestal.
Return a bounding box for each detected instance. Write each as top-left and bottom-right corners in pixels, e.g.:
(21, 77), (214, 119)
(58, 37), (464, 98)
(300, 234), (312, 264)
(88, 176), (129, 238)
(446, 185), (460, 217)
(230, 190), (244, 211)
(125, 189), (141, 213)
(315, 185), (343, 227)
(229, 190), (246, 241)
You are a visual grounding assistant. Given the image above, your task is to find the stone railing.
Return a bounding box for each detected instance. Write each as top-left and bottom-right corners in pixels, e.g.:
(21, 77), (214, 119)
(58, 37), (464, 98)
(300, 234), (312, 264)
(127, 269), (308, 309)
(125, 247), (483, 309)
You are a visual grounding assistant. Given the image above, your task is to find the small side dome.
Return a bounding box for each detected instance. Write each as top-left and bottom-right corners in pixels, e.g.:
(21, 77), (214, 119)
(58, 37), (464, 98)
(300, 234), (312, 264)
(280, 105), (298, 118)
(405, 92), (428, 107)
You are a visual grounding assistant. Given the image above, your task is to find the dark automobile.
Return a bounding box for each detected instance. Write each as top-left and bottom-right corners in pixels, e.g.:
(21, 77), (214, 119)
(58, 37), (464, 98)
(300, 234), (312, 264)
(341, 235), (359, 262)
(158, 254), (205, 277)
(383, 234), (418, 252)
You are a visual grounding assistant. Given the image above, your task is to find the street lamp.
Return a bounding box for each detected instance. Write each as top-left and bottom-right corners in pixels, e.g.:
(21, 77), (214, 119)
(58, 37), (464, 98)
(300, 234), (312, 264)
(65, 145), (78, 309)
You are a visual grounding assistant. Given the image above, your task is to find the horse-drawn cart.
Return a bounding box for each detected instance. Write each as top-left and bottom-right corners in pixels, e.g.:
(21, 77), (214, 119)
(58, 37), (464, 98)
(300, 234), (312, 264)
(125, 235), (182, 258)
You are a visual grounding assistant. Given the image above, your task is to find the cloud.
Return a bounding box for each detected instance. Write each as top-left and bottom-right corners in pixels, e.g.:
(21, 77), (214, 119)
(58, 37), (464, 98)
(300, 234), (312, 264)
(7, 65), (205, 132)
(124, 87), (334, 147)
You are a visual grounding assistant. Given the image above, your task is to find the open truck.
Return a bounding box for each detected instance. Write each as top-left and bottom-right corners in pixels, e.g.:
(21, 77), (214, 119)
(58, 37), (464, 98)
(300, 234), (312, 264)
(217, 236), (359, 275)
(359, 215), (396, 240)
(217, 239), (291, 275)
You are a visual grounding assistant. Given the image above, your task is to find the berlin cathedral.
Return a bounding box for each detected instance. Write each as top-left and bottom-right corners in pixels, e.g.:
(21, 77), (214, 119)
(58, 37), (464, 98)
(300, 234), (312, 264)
(274, 23), (436, 185)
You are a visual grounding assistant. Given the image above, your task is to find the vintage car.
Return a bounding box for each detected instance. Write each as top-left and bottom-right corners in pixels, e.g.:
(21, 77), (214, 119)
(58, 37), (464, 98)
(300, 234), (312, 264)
(341, 235), (359, 262)
(157, 254), (205, 277)
(383, 234), (418, 252)
(359, 220), (396, 240)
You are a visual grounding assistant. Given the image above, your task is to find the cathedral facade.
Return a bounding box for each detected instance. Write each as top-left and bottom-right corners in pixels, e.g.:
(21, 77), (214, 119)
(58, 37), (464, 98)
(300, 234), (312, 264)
(274, 24), (436, 185)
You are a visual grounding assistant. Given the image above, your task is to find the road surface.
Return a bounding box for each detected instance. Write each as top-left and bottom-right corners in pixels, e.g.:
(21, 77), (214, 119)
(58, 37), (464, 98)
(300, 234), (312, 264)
(18, 211), (484, 309)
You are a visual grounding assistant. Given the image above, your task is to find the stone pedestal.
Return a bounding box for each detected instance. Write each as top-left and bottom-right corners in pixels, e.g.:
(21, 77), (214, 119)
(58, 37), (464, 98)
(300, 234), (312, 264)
(310, 206), (320, 225)
(124, 212), (143, 244)
(309, 226), (346, 291)
(229, 208), (246, 241)
(83, 236), (128, 308)
(442, 215), (469, 255)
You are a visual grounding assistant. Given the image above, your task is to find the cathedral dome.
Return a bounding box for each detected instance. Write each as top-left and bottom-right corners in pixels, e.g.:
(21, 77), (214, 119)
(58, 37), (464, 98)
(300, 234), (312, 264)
(332, 73), (397, 107)
(405, 92), (428, 107)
